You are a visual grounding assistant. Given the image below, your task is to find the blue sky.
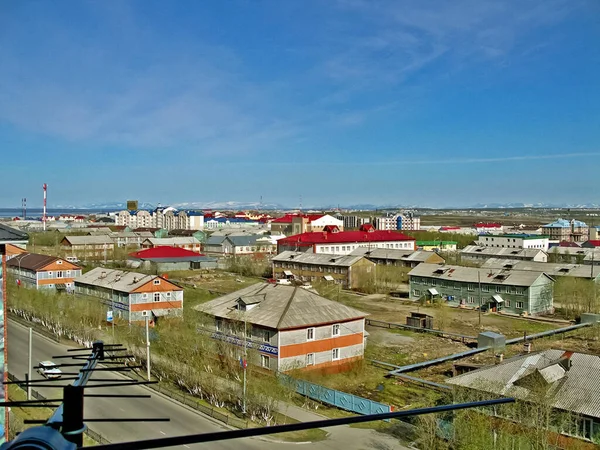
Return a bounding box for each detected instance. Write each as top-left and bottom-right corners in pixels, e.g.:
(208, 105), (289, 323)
(1, 0), (599, 208)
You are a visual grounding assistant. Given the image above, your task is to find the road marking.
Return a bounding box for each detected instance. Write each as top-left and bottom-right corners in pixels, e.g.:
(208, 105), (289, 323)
(159, 431), (166, 435)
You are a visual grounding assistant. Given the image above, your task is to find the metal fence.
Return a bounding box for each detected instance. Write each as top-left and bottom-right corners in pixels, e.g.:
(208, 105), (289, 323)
(7, 372), (111, 444)
(279, 374), (392, 416)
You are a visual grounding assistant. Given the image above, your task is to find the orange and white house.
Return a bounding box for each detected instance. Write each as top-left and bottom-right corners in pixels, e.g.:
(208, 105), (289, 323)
(195, 283), (368, 374)
(7, 253), (82, 291)
(74, 267), (183, 323)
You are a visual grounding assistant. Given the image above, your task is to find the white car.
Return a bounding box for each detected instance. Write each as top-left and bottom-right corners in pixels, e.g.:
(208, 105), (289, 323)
(37, 361), (62, 379)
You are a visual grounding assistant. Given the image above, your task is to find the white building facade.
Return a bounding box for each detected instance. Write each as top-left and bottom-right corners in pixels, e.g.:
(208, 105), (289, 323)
(476, 234), (549, 251)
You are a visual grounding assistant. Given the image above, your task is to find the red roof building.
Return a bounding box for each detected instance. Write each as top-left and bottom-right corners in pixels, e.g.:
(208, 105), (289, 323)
(271, 214), (324, 224)
(277, 225), (415, 255)
(582, 240), (600, 248)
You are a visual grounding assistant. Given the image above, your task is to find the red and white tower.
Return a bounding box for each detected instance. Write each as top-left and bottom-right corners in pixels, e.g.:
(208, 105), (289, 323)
(42, 183), (47, 231)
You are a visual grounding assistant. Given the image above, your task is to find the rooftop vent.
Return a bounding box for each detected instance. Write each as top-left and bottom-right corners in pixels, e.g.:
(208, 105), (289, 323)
(494, 274), (507, 280)
(133, 276), (139, 283)
(100, 271), (106, 279)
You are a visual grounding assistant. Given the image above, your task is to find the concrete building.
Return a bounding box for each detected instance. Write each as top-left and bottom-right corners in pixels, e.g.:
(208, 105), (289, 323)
(116, 208), (204, 231)
(547, 247), (600, 265)
(474, 222), (503, 234)
(461, 245), (548, 263)
(7, 253), (82, 291)
(128, 246), (217, 271)
(108, 231), (154, 248)
(204, 218), (261, 229)
(542, 219), (589, 243)
(334, 215), (371, 230)
(141, 237), (202, 253)
(396, 212), (421, 231)
(270, 214), (343, 235)
(447, 349), (600, 446)
(277, 224), (416, 255)
(416, 241), (458, 252)
(350, 247), (445, 267)
(195, 283), (368, 373)
(408, 263), (555, 315)
(480, 258), (600, 282)
(476, 234), (549, 251)
(61, 235), (115, 261)
(74, 267), (183, 323)
(272, 251), (376, 289)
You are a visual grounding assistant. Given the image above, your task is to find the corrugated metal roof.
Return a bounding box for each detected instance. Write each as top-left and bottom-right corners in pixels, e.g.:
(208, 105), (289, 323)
(278, 230), (415, 246)
(350, 247), (438, 262)
(0, 223), (29, 243)
(462, 245), (547, 258)
(6, 253), (62, 271)
(62, 235), (114, 245)
(195, 283), (368, 330)
(74, 267), (182, 293)
(446, 349), (600, 419)
(408, 263), (551, 287)
(272, 251), (368, 267)
(144, 237), (200, 245)
(481, 258), (600, 279)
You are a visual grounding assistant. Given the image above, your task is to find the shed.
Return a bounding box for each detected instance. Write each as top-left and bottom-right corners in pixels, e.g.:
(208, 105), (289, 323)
(477, 331), (506, 350)
(406, 312), (434, 329)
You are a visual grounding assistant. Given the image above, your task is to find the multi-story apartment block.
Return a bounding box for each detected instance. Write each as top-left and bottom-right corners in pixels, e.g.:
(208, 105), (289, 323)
(74, 268), (183, 323)
(195, 283), (367, 373)
(116, 208), (204, 231)
(7, 253), (82, 291)
(277, 224), (416, 255)
(334, 215), (371, 230)
(461, 245), (548, 263)
(409, 263), (555, 315)
(271, 214), (343, 235)
(61, 235), (115, 261)
(272, 251), (376, 289)
(542, 219), (589, 243)
(397, 212), (421, 231)
(476, 234), (549, 251)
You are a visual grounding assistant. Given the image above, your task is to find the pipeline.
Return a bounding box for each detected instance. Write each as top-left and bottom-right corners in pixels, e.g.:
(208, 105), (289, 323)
(386, 321), (593, 378)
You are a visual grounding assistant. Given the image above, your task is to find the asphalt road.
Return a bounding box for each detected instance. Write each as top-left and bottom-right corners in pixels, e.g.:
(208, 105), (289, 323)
(7, 320), (279, 449)
(7, 320), (410, 450)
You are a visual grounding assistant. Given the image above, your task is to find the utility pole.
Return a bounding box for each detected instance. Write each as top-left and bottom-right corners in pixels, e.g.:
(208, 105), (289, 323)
(478, 270), (482, 327)
(145, 315), (151, 380)
(27, 327), (32, 400)
(242, 317), (247, 415)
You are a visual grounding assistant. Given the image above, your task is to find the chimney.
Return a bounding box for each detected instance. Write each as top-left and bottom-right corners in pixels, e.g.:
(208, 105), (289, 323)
(100, 271), (106, 279)
(162, 273), (168, 279)
(133, 276), (138, 283)
(115, 274), (121, 282)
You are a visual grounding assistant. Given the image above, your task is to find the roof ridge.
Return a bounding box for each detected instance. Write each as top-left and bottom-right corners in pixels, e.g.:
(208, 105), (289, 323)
(276, 286), (298, 329)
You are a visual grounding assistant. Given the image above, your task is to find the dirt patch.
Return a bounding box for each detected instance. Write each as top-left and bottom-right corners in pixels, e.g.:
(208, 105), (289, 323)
(367, 327), (414, 346)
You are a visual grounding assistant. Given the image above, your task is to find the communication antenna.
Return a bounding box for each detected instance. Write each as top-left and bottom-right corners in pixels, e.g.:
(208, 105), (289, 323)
(43, 184), (47, 231)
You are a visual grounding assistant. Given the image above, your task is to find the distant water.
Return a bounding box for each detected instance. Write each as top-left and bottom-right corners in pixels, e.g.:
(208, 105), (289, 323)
(0, 208), (112, 219)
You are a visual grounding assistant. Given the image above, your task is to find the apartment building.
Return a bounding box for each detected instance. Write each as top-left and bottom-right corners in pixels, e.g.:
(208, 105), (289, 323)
(270, 214), (343, 235)
(542, 219), (589, 243)
(334, 215), (371, 230)
(277, 224), (416, 255)
(481, 258), (600, 283)
(61, 235), (115, 261)
(408, 263), (555, 315)
(476, 234), (549, 251)
(195, 283), (368, 373)
(7, 253), (82, 291)
(116, 208), (204, 231)
(272, 251), (376, 289)
(350, 247), (445, 267)
(461, 245), (548, 263)
(74, 268), (183, 323)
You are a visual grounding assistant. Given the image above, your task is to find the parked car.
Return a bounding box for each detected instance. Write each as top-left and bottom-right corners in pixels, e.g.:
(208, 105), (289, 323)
(37, 361), (62, 379)
(65, 256), (80, 263)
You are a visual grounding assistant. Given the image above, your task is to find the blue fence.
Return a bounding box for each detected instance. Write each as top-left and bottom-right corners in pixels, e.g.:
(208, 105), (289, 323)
(279, 374), (391, 416)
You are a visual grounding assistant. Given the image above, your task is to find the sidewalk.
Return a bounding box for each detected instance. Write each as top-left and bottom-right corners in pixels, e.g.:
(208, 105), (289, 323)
(276, 401), (414, 450)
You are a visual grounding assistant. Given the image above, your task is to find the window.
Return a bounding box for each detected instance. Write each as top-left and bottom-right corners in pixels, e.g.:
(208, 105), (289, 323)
(431, 279), (437, 286)
(57, 260), (62, 265)
(467, 296), (475, 304)
(332, 324), (340, 336)
(56, 271), (63, 278)
(505, 300), (511, 307)
(332, 348), (340, 360)
(153, 279), (160, 285)
(261, 355), (270, 369)
(307, 327), (315, 341)
(454, 283), (460, 290)
(216, 319), (222, 331)
(263, 330), (271, 342)
(516, 301), (524, 309)
(154, 292), (161, 302)
(142, 293), (148, 299)
(48, 271), (53, 277)
(413, 289), (421, 297)
(66, 270), (71, 277)
(467, 283), (475, 291)
(166, 291), (171, 298)
(246, 327), (252, 339)
(495, 285), (502, 293)
(306, 353), (314, 366)
(481, 284), (489, 292)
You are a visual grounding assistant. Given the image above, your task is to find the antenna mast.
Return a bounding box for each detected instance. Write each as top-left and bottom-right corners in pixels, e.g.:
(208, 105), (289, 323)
(42, 183), (47, 231)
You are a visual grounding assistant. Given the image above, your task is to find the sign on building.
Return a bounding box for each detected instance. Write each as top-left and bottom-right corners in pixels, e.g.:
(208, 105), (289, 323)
(126, 200), (139, 211)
